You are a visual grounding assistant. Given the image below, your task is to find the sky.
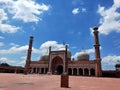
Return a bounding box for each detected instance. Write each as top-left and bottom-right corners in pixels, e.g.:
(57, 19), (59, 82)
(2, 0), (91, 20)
(0, 0), (120, 70)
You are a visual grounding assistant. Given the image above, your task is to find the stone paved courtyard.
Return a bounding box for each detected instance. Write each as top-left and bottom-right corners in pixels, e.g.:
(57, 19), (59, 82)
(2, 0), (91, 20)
(0, 73), (120, 90)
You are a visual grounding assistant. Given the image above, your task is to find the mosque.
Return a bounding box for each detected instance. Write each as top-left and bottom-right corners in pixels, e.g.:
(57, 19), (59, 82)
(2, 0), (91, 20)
(24, 27), (102, 77)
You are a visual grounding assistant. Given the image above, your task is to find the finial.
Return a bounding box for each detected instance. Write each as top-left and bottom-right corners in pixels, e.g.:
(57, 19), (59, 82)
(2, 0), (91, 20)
(93, 26), (98, 31)
(30, 35), (33, 39)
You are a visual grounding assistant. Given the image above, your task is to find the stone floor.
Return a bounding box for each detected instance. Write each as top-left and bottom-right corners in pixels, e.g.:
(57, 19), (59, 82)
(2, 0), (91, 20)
(0, 73), (120, 90)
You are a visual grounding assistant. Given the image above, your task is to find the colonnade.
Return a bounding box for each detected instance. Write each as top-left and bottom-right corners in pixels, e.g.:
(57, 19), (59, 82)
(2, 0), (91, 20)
(30, 67), (48, 74)
(29, 67), (95, 76)
(68, 68), (95, 76)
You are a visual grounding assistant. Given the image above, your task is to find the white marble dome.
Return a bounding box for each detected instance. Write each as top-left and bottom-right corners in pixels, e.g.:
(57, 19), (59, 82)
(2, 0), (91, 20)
(40, 53), (49, 61)
(77, 50), (89, 60)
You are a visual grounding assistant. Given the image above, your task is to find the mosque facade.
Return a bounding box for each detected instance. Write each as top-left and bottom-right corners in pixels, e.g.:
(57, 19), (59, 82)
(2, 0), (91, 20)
(25, 27), (102, 77)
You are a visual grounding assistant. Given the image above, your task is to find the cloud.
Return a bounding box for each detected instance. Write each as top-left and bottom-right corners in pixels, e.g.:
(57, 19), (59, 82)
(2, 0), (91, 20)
(0, 42), (4, 47)
(0, 0), (50, 33)
(85, 48), (95, 54)
(0, 8), (20, 33)
(0, 0), (50, 23)
(0, 23), (20, 33)
(72, 7), (87, 15)
(0, 57), (25, 66)
(98, 0), (120, 35)
(102, 55), (120, 65)
(0, 41), (65, 55)
(72, 8), (80, 15)
(0, 45), (40, 54)
(71, 46), (77, 49)
(40, 41), (65, 55)
(0, 57), (7, 63)
(81, 8), (87, 12)
(10, 43), (19, 47)
(0, 9), (8, 21)
(0, 36), (4, 39)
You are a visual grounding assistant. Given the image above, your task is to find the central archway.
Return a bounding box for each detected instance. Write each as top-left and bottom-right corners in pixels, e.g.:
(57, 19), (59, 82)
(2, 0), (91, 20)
(51, 56), (63, 75)
(57, 65), (63, 74)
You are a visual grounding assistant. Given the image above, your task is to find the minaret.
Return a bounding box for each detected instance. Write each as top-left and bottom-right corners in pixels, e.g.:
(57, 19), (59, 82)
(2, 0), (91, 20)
(65, 45), (68, 74)
(93, 27), (101, 60)
(25, 36), (33, 74)
(93, 26), (102, 77)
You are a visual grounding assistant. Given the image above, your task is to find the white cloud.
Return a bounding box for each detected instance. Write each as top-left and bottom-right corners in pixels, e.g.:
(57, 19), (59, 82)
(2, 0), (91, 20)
(98, 0), (120, 35)
(1, 0), (50, 23)
(85, 48), (95, 54)
(71, 46), (77, 49)
(0, 42), (4, 47)
(0, 41), (64, 55)
(40, 41), (65, 55)
(10, 43), (19, 47)
(102, 55), (120, 65)
(0, 57), (25, 66)
(0, 8), (20, 33)
(0, 36), (4, 39)
(0, 0), (50, 33)
(72, 8), (80, 15)
(114, 0), (120, 8)
(0, 57), (7, 63)
(72, 7), (86, 15)
(0, 23), (20, 33)
(82, 8), (87, 12)
(0, 9), (8, 21)
(0, 45), (40, 54)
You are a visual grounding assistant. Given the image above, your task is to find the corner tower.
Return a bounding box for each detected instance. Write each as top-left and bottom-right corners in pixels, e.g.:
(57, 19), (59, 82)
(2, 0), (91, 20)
(93, 27), (102, 77)
(25, 36), (33, 74)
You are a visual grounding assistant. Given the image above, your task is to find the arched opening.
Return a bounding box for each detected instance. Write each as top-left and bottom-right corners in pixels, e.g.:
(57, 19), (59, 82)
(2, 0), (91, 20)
(45, 68), (48, 74)
(37, 68), (39, 73)
(73, 68), (77, 75)
(79, 68), (83, 76)
(84, 68), (89, 76)
(90, 68), (95, 76)
(51, 56), (63, 75)
(41, 68), (44, 74)
(57, 65), (63, 74)
(33, 68), (36, 73)
(68, 68), (72, 75)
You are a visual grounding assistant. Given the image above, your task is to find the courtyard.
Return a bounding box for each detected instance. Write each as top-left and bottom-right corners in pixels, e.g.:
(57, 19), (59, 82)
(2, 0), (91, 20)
(0, 73), (120, 90)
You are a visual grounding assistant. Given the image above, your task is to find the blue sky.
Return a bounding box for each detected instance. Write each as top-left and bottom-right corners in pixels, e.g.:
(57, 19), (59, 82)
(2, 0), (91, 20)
(0, 0), (120, 70)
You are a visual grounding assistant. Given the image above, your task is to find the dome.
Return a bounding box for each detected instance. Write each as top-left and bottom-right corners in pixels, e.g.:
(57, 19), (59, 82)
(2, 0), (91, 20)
(77, 50), (89, 60)
(115, 61), (120, 67)
(40, 53), (49, 61)
(67, 51), (71, 59)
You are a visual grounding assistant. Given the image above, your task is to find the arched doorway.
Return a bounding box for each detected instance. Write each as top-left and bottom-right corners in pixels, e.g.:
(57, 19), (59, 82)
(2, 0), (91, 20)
(90, 68), (95, 76)
(84, 68), (89, 76)
(79, 68), (83, 76)
(73, 68), (77, 75)
(57, 65), (63, 74)
(68, 68), (72, 75)
(41, 68), (44, 74)
(51, 56), (63, 75)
